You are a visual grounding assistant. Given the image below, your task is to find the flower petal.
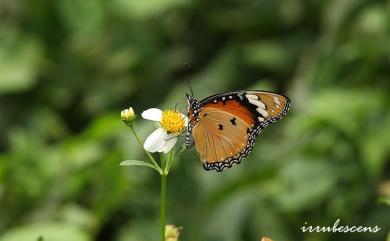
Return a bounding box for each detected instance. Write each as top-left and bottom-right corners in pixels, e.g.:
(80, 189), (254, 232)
(162, 136), (178, 153)
(141, 108), (162, 121)
(143, 128), (166, 153)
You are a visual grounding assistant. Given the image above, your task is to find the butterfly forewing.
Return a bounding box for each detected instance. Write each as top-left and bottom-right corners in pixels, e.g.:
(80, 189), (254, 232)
(245, 91), (290, 123)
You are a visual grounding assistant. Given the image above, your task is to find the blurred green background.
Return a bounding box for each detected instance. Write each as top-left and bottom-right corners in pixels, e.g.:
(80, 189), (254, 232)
(0, 0), (389, 240)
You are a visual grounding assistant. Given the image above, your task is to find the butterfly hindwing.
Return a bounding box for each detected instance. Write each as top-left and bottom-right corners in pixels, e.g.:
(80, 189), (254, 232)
(186, 90), (290, 172)
(192, 106), (254, 171)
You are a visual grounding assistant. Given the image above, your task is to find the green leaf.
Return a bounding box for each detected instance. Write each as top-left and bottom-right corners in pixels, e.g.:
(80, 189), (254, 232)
(120, 160), (159, 172)
(0, 29), (44, 93)
(0, 223), (90, 241)
(378, 197), (390, 206)
(57, 0), (104, 36)
(112, 0), (189, 19)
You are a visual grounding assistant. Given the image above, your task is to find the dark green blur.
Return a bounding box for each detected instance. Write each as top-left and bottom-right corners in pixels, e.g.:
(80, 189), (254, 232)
(0, 0), (389, 241)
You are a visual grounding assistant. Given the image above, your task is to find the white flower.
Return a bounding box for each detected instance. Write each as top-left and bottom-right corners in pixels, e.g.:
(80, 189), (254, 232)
(142, 108), (188, 153)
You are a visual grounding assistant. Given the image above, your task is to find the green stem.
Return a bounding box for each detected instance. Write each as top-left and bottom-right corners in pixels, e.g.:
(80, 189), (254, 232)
(165, 145), (184, 174)
(164, 151), (173, 174)
(129, 125), (162, 174)
(176, 144), (186, 156)
(160, 173), (167, 241)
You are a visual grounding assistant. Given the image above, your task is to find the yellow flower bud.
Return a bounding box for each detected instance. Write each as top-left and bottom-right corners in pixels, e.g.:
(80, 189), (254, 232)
(121, 107), (136, 126)
(165, 225), (181, 241)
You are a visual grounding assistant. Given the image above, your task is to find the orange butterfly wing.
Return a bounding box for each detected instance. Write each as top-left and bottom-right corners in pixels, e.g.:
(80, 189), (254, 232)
(192, 107), (252, 163)
(188, 90), (290, 171)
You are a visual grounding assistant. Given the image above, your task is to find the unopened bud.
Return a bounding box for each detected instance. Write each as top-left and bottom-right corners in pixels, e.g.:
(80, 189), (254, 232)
(166, 225), (181, 241)
(121, 107), (136, 126)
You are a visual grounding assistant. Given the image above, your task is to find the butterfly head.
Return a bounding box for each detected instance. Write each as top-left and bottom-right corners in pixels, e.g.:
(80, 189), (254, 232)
(186, 93), (197, 105)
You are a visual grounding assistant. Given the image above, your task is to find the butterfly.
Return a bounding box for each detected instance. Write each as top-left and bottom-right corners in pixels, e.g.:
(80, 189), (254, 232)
(185, 90), (291, 172)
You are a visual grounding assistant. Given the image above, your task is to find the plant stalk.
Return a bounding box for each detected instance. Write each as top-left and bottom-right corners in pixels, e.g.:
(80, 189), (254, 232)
(161, 173), (167, 241)
(129, 125), (162, 173)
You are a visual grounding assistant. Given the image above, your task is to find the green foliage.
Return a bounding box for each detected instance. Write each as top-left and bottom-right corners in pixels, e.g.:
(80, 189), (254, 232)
(0, 223), (90, 241)
(120, 160), (161, 172)
(0, 0), (389, 240)
(0, 29), (44, 93)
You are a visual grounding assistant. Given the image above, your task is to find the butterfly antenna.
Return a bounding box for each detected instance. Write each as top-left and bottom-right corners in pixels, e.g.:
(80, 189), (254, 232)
(174, 101), (186, 111)
(185, 62), (194, 97)
(165, 134), (185, 141)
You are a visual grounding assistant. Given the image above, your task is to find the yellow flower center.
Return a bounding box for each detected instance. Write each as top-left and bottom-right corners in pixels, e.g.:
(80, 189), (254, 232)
(160, 110), (185, 134)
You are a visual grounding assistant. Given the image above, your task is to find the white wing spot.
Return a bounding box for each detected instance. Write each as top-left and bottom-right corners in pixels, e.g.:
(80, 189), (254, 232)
(248, 98), (266, 109)
(257, 107), (269, 117)
(273, 96), (281, 106)
(245, 94), (258, 100)
(258, 116), (265, 122)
